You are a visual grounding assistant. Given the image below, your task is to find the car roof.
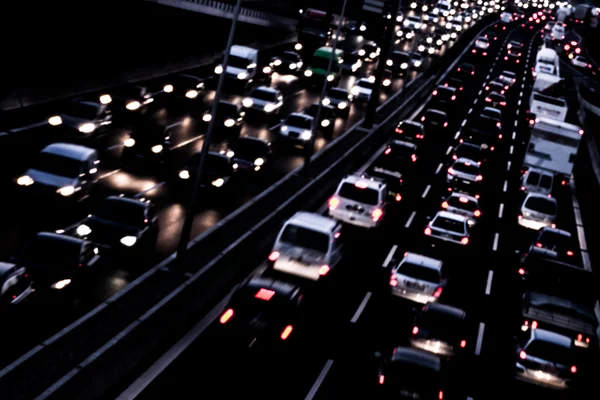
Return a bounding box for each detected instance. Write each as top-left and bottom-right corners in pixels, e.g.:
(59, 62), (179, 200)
(287, 112), (313, 121)
(390, 347), (441, 371)
(401, 120), (424, 129)
(426, 109), (447, 117)
(436, 210), (468, 222)
(454, 157), (480, 167)
(501, 70), (516, 76)
(230, 45), (257, 58)
(42, 143), (96, 161)
(341, 174), (384, 191)
(483, 106), (501, 114)
(252, 86), (278, 94)
(448, 192), (478, 203)
(531, 328), (572, 348)
(391, 139), (417, 149)
(424, 302), (466, 320)
(525, 192), (557, 203)
(402, 252), (443, 270)
(437, 85), (456, 93)
(244, 276), (300, 297)
(103, 196), (149, 209)
(539, 226), (571, 237)
(457, 142), (481, 150)
(37, 231), (85, 246)
(287, 212), (338, 234)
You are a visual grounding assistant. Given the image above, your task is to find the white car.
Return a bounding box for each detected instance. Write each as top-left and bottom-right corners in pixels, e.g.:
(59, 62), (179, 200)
(425, 211), (470, 246)
(475, 36), (490, 50)
(551, 24), (565, 41)
(390, 252), (447, 304)
(404, 15), (423, 30)
(518, 193), (557, 231)
(322, 87), (353, 115)
(571, 55), (591, 69)
(351, 78), (374, 102)
(279, 113), (314, 144)
(447, 157), (483, 186)
(269, 212), (343, 281)
(328, 175), (387, 229)
(242, 86), (283, 115)
(441, 193), (481, 226)
(519, 168), (553, 196)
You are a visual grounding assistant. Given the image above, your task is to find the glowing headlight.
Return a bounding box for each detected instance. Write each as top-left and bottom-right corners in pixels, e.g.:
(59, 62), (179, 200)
(126, 101), (141, 111)
(450, 32), (457, 39)
(414, 61), (422, 67)
(383, 78), (391, 86)
(426, 37), (433, 43)
(264, 104), (276, 113)
(290, 63), (297, 70)
(273, 59), (282, 66)
(237, 72), (247, 80)
(17, 175), (34, 186)
(415, 23), (421, 29)
(203, 114), (212, 122)
(212, 178), (225, 187)
(120, 236), (137, 247)
(242, 98), (253, 108)
(327, 74), (335, 82)
(338, 102), (347, 109)
(179, 170), (190, 179)
(51, 279), (71, 290)
(300, 130), (312, 140)
(48, 116), (63, 126)
(57, 186), (75, 197)
(351, 87), (360, 96)
(263, 66), (272, 74)
(124, 138), (135, 147)
(428, 47), (435, 54)
(358, 49), (366, 56)
(437, 39), (443, 46)
(396, 30), (403, 37)
(281, 125), (288, 132)
(163, 84), (174, 93)
(79, 123), (96, 133)
(403, 20), (410, 27)
(254, 158), (264, 166)
(225, 150), (234, 158)
(151, 144), (163, 153)
(369, 52), (377, 59)
(304, 69), (313, 77)
(387, 59), (394, 66)
(322, 97), (331, 106)
(418, 45), (426, 52)
(100, 94), (112, 104)
(224, 119), (235, 127)
(215, 65), (223, 74)
(185, 90), (198, 99)
(321, 119), (331, 127)
(360, 24), (367, 31)
(76, 224), (92, 236)
(401, 62), (408, 69)
(295, 43), (303, 50)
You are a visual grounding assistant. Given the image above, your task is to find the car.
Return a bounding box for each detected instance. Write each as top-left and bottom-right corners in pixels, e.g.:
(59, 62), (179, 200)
(507, 40), (524, 54)
(430, 85), (457, 109)
(217, 276), (303, 347)
(519, 167), (553, 196)
(100, 85), (154, 114)
(66, 196), (158, 253)
(226, 136), (271, 173)
(518, 193), (558, 230)
(416, 41), (434, 56)
(403, 15), (423, 30)
(19, 232), (100, 292)
(532, 227), (576, 260)
(517, 245), (570, 278)
(322, 87), (353, 116)
(571, 55), (592, 69)
(551, 24), (565, 41)
(177, 151), (237, 189)
(428, 34), (444, 48)
(395, 120), (425, 141)
(442, 77), (464, 92)
(365, 163), (404, 203)
(270, 51), (304, 73)
(121, 119), (173, 167)
(455, 63), (475, 79)
(484, 80), (506, 95)
(47, 99), (112, 139)
(380, 139), (418, 169)
(466, 113), (502, 142)
(451, 142), (485, 164)
(420, 109), (448, 131)
(389, 252), (447, 303)
(543, 21), (555, 33)
(441, 193), (481, 227)
(409, 52), (424, 70)
(480, 107), (503, 131)
(515, 328), (581, 389)
(484, 29), (498, 41)
(279, 113), (314, 145)
(303, 103), (336, 133)
(382, 69), (394, 88)
(386, 51), (411, 75)
(202, 101), (245, 131)
(358, 40), (381, 62)
(376, 347), (447, 399)
(16, 143), (99, 202)
(504, 52), (522, 64)
(328, 175), (388, 229)
(472, 36), (490, 56)
(268, 212), (343, 282)
(423, 12), (440, 23)
(497, 70), (517, 87)
(242, 86), (284, 117)
(411, 302), (468, 357)
(160, 73), (206, 100)
(447, 157), (483, 196)
(350, 77), (374, 102)
(0, 262), (33, 307)
(425, 211), (471, 246)
(484, 91), (506, 107)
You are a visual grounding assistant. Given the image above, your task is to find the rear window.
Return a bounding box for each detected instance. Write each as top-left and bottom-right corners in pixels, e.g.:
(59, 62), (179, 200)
(525, 341), (573, 366)
(539, 230), (571, 249)
(398, 122), (423, 134)
(397, 262), (441, 283)
(419, 309), (465, 334)
(540, 175), (553, 189)
(453, 162), (480, 175)
(455, 144), (481, 160)
(526, 171), (541, 185)
(525, 197), (557, 215)
(478, 37), (489, 43)
(338, 182), (379, 205)
(448, 196), (477, 211)
(280, 224), (330, 253)
(432, 216), (465, 233)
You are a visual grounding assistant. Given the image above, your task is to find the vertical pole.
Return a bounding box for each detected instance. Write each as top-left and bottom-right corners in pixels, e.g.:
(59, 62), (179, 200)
(175, 0), (243, 268)
(363, 0), (402, 129)
(301, 0), (350, 176)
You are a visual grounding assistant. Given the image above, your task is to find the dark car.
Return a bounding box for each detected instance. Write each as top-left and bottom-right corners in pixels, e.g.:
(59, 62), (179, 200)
(202, 101), (244, 131)
(229, 136), (272, 172)
(484, 80), (506, 95)
(303, 103), (336, 133)
(160, 73), (206, 100)
(504, 52), (521, 64)
(381, 138), (418, 168)
(358, 40), (381, 63)
(48, 99), (112, 139)
(121, 119), (174, 167)
(411, 302), (469, 358)
(532, 227), (576, 261)
(443, 77), (464, 92)
(270, 51), (304, 74)
(430, 85), (457, 109)
(451, 142), (485, 164)
(0, 262), (33, 307)
(217, 276), (304, 348)
(484, 91), (507, 107)
(365, 163), (405, 203)
(484, 29), (498, 41)
(455, 63), (475, 80)
(177, 151), (236, 189)
(420, 109), (448, 131)
(463, 115), (502, 148)
(507, 40), (524, 55)
(387, 51), (411, 75)
(395, 120), (425, 141)
(65, 196), (158, 254)
(100, 85), (154, 114)
(382, 69), (394, 89)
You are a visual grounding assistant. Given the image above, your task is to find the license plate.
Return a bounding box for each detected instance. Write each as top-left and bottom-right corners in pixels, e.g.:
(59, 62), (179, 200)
(461, 180), (471, 185)
(406, 281), (425, 291)
(442, 233), (453, 239)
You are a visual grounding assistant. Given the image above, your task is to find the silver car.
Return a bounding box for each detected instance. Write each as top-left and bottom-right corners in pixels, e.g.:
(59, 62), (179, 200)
(390, 252), (446, 304)
(242, 86), (283, 115)
(279, 113), (314, 144)
(328, 174), (387, 229)
(440, 193), (481, 226)
(518, 193), (557, 231)
(425, 211), (470, 246)
(519, 167), (553, 196)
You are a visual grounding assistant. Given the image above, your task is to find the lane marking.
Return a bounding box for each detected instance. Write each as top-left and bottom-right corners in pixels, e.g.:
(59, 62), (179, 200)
(446, 146), (452, 155)
(512, 131), (516, 140)
(485, 270), (494, 295)
(517, 99), (521, 106)
(435, 163), (443, 175)
(492, 232), (499, 252)
(461, 119), (467, 127)
(421, 184), (431, 198)
(383, 245), (398, 268)
(350, 292), (372, 323)
(304, 360), (334, 400)
(475, 322), (485, 356)
(405, 211), (417, 229)
(506, 160), (511, 171)
(509, 145), (513, 155)
(519, 91), (523, 98)
(576, 225), (588, 252)
(478, 89), (482, 96)
(468, 107), (473, 114)
(498, 203), (504, 219)
(514, 120), (518, 127)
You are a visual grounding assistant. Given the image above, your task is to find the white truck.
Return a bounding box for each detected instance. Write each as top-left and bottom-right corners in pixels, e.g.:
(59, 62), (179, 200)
(530, 72), (568, 122)
(534, 47), (560, 76)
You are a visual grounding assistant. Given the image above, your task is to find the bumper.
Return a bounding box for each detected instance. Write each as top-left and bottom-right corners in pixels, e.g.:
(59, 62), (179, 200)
(390, 287), (437, 304)
(518, 217), (552, 230)
(515, 365), (569, 389)
(273, 260), (322, 281)
(329, 209), (379, 229)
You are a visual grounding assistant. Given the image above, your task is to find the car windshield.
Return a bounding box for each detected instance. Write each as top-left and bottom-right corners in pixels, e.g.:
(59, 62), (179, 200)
(408, 16), (421, 22)
(427, 111), (446, 121)
(216, 103), (237, 117)
(392, 52), (410, 62)
(453, 162), (480, 175)
(329, 89), (348, 100)
(94, 199), (146, 227)
(397, 262), (441, 283)
(538, 59), (554, 65)
(391, 141), (414, 156)
(25, 235), (81, 266)
(448, 196), (477, 211)
(282, 52), (299, 61)
(65, 102), (99, 120)
(311, 56), (336, 70)
(525, 197), (557, 215)
(432, 216), (465, 233)
(34, 153), (83, 178)
(418, 309), (465, 337)
(411, 53), (423, 61)
(280, 224), (330, 253)
(482, 108), (501, 119)
(233, 139), (266, 160)
(285, 115), (312, 129)
(338, 182), (379, 205)
(399, 122), (423, 134)
(250, 89), (277, 102)
(385, 362), (440, 390)
(525, 341), (573, 366)
(357, 80), (374, 89)
(205, 155), (231, 173)
(539, 231), (571, 249)
(111, 86), (143, 99)
(228, 54), (251, 69)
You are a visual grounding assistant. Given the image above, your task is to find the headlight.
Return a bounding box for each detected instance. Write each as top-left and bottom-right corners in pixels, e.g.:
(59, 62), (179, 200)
(403, 20), (410, 26)
(295, 43), (303, 50)
(203, 114), (212, 122)
(185, 90), (198, 99)
(163, 84), (174, 93)
(300, 130), (312, 140)
(76, 224), (92, 236)
(401, 62), (408, 69)
(120, 236), (137, 247)
(358, 49), (366, 56)
(57, 186), (75, 197)
(383, 79), (391, 86)
(124, 138), (135, 147)
(264, 104), (276, 113)
(151, 144), (163, 153)
(327, 74), (335, 82)
(212, 178), (225, 187)
(263, 66), (272, 74)
(280, 125), (288, 132)
(179, 170), (190, 179)
(414, 61), (422, 67)
(215, 65), (223, 74)
(242, 98), (253, 108)
(437, 39), (443, 46)
(273, 59), (282, 66)
(78, 123), (96, 133)
(51, 279), (71, 290)
(396, 30), (403, 37)
(48, 116), (62, 126)
(387, 59), (394, 67)
(322, 97), (331, 106)
(351, 87), (360, 96)
(428, 47), (435, 54)
(17, 175), (34, 186)
(321, 119), (331, 127)
(338, 102), (347, 109)
(289, 63), (297, 70)
(370, 52), (377, 59)
(100, 94), (112, 104)
(254, 158), (264, 166)
(224, 119), (235, 127)
(304, 69), (313, 77)
(418, 45), (425, 52)
(426, 37), (433, 43)
(415, 23), (421, 29)
(237, 72), (247, 80)
(360, 24), (367, 31)
(126, 101), (141, 111)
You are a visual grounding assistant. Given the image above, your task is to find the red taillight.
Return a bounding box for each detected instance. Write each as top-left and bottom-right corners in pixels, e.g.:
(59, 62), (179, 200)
(443, 122), (448, 127)
(570, 365), (577, 374)
(395, 194), (402, 202)
(460, 340), (466, 348)
(518, 268), (525, 275)
(425, 227), (432, 235)
(438, 390), (444, 399)
(280, 325), (293, 340)
(452, 154), (457, 160)
(485, 97), (492, 102)
(448, 167), (455, 175)
(471, 71), (474, 75)
(268, 251), (280, 261)
(384, 147), (391, 155)
(421, 116), (425, 122)
(485, 86), (489, 90)
(451, 95), (456, 100)
(567, 250), (574, 256)
(519, 350), (527, 360)
(255, 288), (275, 301)
(496, 122), (501, 128)
(499, 101), (506, 106)
(329, 197), (340, 210)
(220, 308), (234, 324)
(579, 129), (584, 135)
(472, 49), (476, 54)
(475, 175), (483, 181)
(441, 201), (448, 208)
(411, 154), (417, 162)
(372, 208), (383, 222)
(396, 128), (403, 134)
(531, 320), (538, 329)
(432, 90), (438, 96)
(412, 326), (419, 335)
(504, 56), (508, 60)
(474, 210), (481, 217)
(378, 374), (385, 384)
(319, 265), (330, 276)
(433, 287), (443, 297)
(535, 242), (542, 248)
(390, 275), (398, 286)
(460, 237), (469, 245)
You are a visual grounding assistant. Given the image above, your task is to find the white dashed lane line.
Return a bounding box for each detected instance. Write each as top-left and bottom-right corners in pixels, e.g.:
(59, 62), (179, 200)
(509, 145), (513, 155)
(446, 146), (453, 155)
(383, 245), (398, 268)
(461, 119), (467, 127)
(405, 211), (417, 229)
(304, 360), (334, 400)
(503, 180), (508, 192)
(485, 270), (494, 295)
(350, 292), (372, 323)
(454, 131), (460, 140)
(421, 184), (431, 198)
(475, 323), (485, 356)
(506, 161), (511, 171)
(492, 232), (499, 252)
(498, 203), (504, 219)
(514, 120), (518, 127)
(512, 131), (516, 140)
(517, 99), (521, 106)
(435, 163), (443, 175)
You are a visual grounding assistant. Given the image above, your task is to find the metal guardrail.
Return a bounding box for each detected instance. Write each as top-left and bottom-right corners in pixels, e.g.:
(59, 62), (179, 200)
(0, 13), (500, 400)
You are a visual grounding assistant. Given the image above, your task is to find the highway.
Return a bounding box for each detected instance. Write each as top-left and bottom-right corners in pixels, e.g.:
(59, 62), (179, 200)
(110, 12), (598, 400)
(0, 4), (466, 373)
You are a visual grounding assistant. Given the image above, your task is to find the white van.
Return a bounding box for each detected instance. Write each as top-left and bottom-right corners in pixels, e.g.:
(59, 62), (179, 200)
(551, 24), (565, 41)
(534, 48), (559, 76)
(501, 12), (512, 23)
(214, 45), (271, 87)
